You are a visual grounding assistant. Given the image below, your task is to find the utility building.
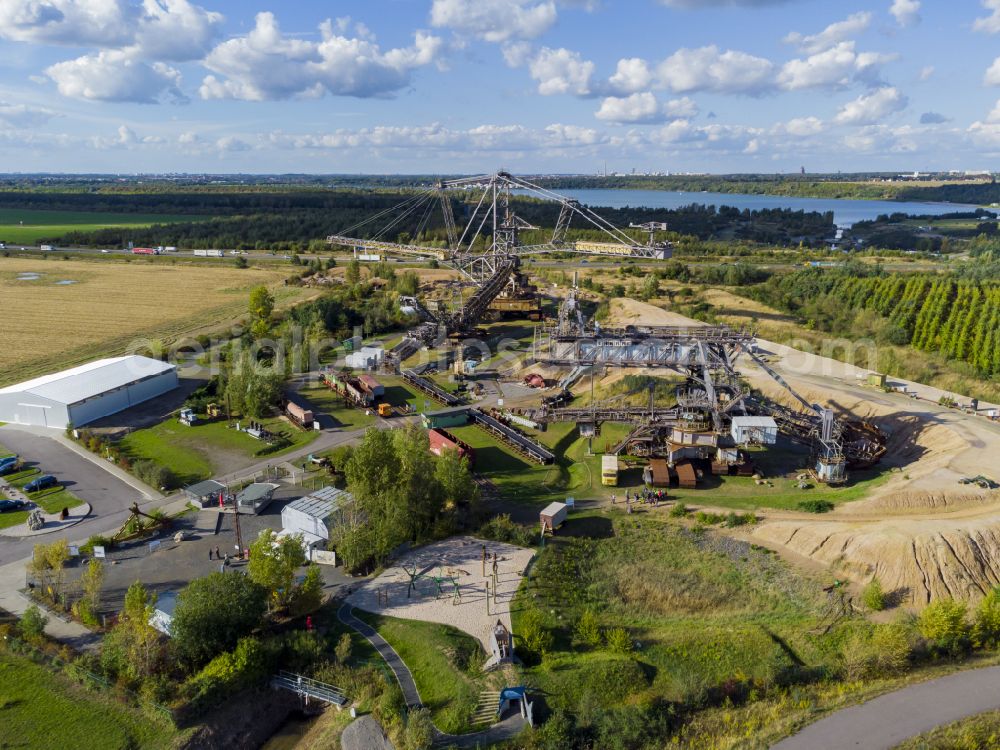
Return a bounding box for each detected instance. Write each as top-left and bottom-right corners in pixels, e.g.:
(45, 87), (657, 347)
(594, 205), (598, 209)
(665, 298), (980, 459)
(0, 356), (178, 429)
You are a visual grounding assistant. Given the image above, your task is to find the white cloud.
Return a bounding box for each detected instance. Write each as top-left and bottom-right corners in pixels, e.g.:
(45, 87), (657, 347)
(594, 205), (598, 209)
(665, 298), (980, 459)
(889, 0), (921, 27)
(527, 47), (594, 95)
(608, 58), (653, 95)
(778, 41), (893, 90)
(46, 49), (185, 103)
(656, 45), (774, 94)
(0, 101), (56, 127)
(919, 65), (934, 80)
(985, 56), (1000, 86)
(987, 99), (1000, 123)
(919, 111), (949, 124)
(834, 86), (908, 125)
(784, 12), (872, 55)
(501, 41), (533, 67)
(429, 0), (556, 42)
(594, 93), (697, 123)
(780, 116), (825, 136)
(0, 0), (222, 61)
(974, 0), (1000, 33)
(199, 12), (442, 101)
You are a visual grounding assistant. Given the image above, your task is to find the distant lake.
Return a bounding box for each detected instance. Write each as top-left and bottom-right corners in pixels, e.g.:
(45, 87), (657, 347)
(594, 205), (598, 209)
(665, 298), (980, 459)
(514, 188), (984, 228)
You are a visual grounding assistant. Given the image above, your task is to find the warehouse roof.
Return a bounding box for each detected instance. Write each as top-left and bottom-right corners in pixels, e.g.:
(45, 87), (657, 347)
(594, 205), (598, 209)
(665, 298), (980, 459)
(0, 356), (175, 406)
(285, 486), (354, 519)
(730, 416), (778, 428)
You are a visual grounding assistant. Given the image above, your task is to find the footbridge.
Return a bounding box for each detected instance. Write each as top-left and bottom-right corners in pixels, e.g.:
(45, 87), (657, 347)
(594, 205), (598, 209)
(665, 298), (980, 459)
(270, 671), (348, 708)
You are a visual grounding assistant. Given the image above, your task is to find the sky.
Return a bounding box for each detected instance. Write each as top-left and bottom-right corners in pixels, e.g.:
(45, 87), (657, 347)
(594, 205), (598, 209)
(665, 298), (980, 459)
(1, 0), (1000, 174)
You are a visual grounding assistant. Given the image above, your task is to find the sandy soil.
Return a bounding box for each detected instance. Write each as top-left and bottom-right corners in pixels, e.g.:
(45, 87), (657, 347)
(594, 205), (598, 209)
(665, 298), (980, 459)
(600, 297), (1000, 605)
(345, 536), (534, 650)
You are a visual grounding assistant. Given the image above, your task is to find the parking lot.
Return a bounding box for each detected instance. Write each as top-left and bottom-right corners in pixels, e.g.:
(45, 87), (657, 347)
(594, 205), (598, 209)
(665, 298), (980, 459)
(0, 426), (145, 565)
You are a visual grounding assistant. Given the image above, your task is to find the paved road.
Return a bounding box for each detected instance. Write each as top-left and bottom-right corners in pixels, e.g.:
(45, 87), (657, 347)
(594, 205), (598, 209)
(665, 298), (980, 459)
(0, 426), (158, 565)
(772, 665), (1000, 750)
(337, 602), (526, 748)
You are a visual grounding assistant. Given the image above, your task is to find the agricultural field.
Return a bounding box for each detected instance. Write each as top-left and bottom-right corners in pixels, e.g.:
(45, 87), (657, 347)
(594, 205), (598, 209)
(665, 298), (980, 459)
(0, 208), (208, 245)
(0, 256), (312, 386)
(0, 650), (176, 748)
(118, 415), (318, 485)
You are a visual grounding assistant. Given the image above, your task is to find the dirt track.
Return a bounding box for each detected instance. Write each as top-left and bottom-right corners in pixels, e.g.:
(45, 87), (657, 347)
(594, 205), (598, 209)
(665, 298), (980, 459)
(607, 298), (1000, 606)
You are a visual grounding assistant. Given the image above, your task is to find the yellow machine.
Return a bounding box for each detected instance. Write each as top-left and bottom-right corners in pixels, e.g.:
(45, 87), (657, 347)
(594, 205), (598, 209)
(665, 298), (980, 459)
(378, 403), (393, 418)
(601, 454), (619, 487)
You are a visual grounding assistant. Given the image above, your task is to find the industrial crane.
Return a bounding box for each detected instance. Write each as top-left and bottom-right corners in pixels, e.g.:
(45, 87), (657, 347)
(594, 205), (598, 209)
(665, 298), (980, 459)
(327, 171), (672, 343)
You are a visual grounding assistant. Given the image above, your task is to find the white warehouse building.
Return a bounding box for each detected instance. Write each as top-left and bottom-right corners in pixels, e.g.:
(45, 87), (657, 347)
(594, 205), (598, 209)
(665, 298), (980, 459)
(0, 355), (178, 429)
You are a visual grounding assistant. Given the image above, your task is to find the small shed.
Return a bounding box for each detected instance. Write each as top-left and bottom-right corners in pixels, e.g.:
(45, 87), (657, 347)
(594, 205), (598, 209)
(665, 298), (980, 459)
(149, 591), (179, 636)
(540, 501), (568, 532)
(345, 346), (384, 370)
(421, 406), (470, 430)
(236, 482), (279, 514)
(280, 486), (355, 545)
(184, 479), (226, 508)
(730, 416), (778, 446)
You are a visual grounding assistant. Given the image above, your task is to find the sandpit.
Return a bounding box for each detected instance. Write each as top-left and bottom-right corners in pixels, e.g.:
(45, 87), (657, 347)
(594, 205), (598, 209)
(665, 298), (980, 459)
(345, 536), (534, 650)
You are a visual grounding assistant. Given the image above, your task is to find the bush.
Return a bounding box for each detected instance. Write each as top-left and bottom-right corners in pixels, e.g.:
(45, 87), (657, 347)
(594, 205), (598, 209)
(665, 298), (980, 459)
(335, 632), (352, 664)
(80, 535), (113, 556)
(605, 627), (633, 655)
(724, 512), (757, 527)
(288, 565), (324, 617)
(19, 605), (48, 644)
(862, 578), (886, 611)
(668, 502), (688, 517)
(798, 499), (834, 513)
(919, 599), (970, 654)
(573, 608), (602, 649)
(841, 621), (912, 680)
(132, 459), (176, 491)
(973, 586), (1000, 648)
(478, 514), (535, 547)
(403, 707), (434, 750)
(519, 609), (554, 658)
(694, 511), (724, 525)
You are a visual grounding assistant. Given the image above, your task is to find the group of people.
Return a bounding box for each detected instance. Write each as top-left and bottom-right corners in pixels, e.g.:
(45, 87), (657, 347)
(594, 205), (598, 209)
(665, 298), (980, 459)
(610, 487), (667, 513)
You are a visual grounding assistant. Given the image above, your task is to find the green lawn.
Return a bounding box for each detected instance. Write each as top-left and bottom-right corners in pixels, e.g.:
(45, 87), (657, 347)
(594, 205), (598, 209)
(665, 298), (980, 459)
(352, 611), (486, 734)
(0, 464), (84, 530)
(0, 651), (175, 748)
(298, 385), (377, 430)
(119, 415), (319, 485)
(894, 707), (1000, 749)
(0, 208), (209, 245)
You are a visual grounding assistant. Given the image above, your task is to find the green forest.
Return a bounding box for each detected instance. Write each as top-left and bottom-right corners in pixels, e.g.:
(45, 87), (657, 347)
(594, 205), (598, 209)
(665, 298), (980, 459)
(745, 264), (1000, 378)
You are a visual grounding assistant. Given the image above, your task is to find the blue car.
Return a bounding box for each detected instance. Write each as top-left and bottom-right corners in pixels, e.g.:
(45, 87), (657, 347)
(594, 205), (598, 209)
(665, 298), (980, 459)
(24, 475), (57, 493)
(0, 456), (18, 472)
(0, 499), (26, 513)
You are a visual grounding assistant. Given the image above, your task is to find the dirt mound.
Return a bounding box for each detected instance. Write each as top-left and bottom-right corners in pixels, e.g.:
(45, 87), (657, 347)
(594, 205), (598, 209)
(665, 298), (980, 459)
(752, 515), (1000, 605)
(607, 298), (704, 328)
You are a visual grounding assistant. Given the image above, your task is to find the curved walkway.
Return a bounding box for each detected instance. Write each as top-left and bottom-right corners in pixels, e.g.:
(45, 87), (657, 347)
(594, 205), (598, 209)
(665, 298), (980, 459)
(771, 664), (1000, 750)
(337, 602), (526, 748)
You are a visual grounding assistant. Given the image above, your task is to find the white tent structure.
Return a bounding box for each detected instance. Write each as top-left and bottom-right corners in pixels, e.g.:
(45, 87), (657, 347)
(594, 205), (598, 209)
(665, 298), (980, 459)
(0, 356), (178, 429)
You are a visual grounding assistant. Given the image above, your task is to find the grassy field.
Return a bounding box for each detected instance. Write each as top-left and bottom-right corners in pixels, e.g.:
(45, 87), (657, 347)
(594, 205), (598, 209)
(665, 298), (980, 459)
(895, 708), (1000, 749)
(0, 208), (207, 245)
(0, 650), (175, 748)
(297, 384), (377, 430)
(353, 611), (487, 735)
(0, 256), (312, 386)
(118, 415), (318, 485)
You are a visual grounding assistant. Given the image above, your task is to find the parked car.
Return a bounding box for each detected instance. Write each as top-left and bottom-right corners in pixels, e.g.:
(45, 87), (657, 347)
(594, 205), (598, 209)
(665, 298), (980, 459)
(24, 474), (57, 493)
(0, 499), (27, 512)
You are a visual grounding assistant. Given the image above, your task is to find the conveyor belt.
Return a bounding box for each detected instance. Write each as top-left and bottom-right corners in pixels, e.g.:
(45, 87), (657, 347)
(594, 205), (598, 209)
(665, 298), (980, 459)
(402, 369), (465, 407)
(470, 409), (554, 465)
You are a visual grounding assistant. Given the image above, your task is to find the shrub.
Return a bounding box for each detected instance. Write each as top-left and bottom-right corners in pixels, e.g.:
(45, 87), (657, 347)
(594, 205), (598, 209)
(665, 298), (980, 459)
(403, 707), (434, 750)
(288, 565), (324, 617)
(132, 460), (176, 491)
(19, 605), (48, 644)
(605, 627), (633, 655)
(668, 502), (688, 517)
(919, 599), (970, 654)
(519, 609), (554, 657)
(573, 608), (602, 649)
(80, 535), (113, 556)
(694, 511), (724, 525)
(798, 499), (834, 513)
(862, 578), (886, 611)
(841, 621), (912, 680)
(724, 512), (757, 527)
(478, 514), (535, 547)
(973, 586), (1000, 648)
(335, 632), (353, 664)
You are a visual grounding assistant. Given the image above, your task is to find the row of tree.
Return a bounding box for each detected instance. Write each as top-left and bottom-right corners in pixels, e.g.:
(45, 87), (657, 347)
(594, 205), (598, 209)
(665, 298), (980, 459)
(749, 266), (1000, 377)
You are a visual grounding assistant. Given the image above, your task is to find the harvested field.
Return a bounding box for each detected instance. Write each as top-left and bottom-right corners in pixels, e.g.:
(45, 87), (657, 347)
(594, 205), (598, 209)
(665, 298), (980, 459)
(0, 256), (310, 385)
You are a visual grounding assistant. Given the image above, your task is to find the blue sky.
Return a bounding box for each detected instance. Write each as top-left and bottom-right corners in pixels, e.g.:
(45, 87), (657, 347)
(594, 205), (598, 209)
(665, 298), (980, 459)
(1, 0), (999, 174)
